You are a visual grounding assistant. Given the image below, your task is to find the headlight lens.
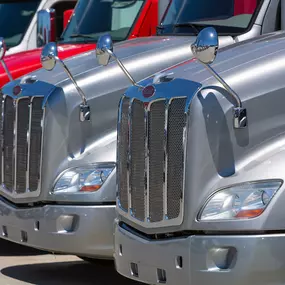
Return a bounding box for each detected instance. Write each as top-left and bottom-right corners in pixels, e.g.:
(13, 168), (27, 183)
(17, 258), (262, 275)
(53, 164), (115, 193)
(198, 181), (282, 221)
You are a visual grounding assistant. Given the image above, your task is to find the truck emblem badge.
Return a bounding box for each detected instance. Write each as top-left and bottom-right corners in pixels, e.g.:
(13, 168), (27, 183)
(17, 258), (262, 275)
(142, 85), (155, 98)
(13, 85), (22, 96)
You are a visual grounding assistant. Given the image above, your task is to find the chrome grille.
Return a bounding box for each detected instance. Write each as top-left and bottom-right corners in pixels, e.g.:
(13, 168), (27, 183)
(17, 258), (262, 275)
(118, 95), (187, 227)
(0, 94), (45, 196)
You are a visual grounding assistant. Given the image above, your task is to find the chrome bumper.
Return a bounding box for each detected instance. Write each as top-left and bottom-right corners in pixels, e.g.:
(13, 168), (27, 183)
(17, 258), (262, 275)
(0, 197), (116, 258)
(114, 222), (285, 284)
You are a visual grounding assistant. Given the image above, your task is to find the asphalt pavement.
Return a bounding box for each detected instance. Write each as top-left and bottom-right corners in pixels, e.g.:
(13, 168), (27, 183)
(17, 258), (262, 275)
(0, 239), (141, 285)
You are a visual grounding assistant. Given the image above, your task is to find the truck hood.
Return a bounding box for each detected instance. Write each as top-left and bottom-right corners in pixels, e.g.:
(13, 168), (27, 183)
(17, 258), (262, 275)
(151, 31), (285, 90)
(26, 36), (194, 86)
(0, 43), (96, 87)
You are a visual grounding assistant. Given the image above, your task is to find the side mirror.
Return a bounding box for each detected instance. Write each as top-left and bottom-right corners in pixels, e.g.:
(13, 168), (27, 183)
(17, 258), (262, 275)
(191, 27), (247, 129)
(0, 37), (12, 81)
(96, 34), (113, 66)
(41, 42), (58, 71)
(96, 34), (143, 88)
(191, 27), (218, 64)
(40, 42), (90, 122)
(63, 9), (74, 30)
(37, 8), (56, 48)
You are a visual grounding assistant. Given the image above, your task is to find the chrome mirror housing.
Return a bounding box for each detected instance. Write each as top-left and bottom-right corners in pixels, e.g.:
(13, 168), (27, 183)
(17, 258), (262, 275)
(191, 27), (218, 64)
(96, 34), (143, 89)
(40, 42), (90, 122)
(41, 42), (58, 71)
(0, 37), (12, 81)
(37, 8), (56, 48)
(191, 27), (247, 129)
(0, 37), (6, 60)
(96, 34), (113, 66)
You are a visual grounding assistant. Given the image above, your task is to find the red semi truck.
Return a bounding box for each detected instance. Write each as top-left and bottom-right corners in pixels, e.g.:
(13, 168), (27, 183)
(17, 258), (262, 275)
(0, 0), (161, 87)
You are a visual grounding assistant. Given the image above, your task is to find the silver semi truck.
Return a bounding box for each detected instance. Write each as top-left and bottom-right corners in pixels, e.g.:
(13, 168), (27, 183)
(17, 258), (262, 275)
(0, 0), (283, 261)
(113, 27), (285, 284)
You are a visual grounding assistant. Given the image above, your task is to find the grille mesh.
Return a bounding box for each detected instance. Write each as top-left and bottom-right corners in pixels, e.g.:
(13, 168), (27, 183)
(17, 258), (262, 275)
(3, 97), (15, 191)
(118, 96), (187, 225)
(130, 100), (145, 221)
(0, 95), (44, 195)
(167, 98), (186, 219)
(16, 99), (30, 193)
(149, 100), (165, 222)
(29, 97), (44, 192)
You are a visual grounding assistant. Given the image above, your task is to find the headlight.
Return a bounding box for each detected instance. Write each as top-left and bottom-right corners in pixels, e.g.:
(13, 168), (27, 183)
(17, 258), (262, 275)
(198, 180), (282, 221)
(53, 164), (115, 193)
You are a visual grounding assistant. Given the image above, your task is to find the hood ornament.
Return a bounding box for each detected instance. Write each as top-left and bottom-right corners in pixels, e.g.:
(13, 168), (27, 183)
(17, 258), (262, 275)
(142, 85), (156, 98)
(191, 27), (247, 129)
(13, 85), (22, 96)
(95, 34), (143, 90)
(41, 42), (90, 122)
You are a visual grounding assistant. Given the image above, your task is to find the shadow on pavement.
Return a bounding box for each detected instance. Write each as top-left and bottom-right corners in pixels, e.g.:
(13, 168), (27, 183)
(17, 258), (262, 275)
(1, 260), (142, 285)
(0, 239), (48, 256)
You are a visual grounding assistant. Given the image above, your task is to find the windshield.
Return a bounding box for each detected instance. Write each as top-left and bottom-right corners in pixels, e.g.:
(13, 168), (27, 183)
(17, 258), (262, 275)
(61, 0), (144, 43)
(159, 0), (263, 35)
(0, 0), (40, 48)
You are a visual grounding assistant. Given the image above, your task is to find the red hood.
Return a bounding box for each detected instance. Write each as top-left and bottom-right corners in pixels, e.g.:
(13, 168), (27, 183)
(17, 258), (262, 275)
(0, 43), (96, 88)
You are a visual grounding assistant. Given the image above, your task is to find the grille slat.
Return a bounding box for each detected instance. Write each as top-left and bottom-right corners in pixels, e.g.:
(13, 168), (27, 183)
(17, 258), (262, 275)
(29, 97), (44, 192)
(167, 98), (186, 219)
(118, 95), (187, 226)
(3, 97), (15, 191)
(148, 100), (165, 222)
(0, 94), (44, 196)
(130, 100), (145, 221)
(16, 99), (30, 193)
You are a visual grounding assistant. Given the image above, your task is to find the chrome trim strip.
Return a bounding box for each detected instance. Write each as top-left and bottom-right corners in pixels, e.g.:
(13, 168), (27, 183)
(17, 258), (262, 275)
(13, 98), (18, 194)
(163, 99), (169, 220)
(145, 104), (149, 222)
(26, 97), (32, 192)
(37, 105), (45, 193)
(1, 95), (5, 185)
(116, 96), (128, 212)
(127, 98), (134, 215)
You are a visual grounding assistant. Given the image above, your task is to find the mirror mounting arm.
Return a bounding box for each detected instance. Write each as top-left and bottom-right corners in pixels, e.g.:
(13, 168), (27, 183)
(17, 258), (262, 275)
(55, 56), (90, 122)
(104, 48), (144, 89)
(1, 60), (13, 82)
(203, 63), (241, 108)
(203, 63), (247, 129)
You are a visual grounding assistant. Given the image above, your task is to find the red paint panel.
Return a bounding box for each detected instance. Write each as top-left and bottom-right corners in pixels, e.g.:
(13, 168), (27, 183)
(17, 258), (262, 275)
(234, 0), (257, 15)
(63, 9), (74, 29)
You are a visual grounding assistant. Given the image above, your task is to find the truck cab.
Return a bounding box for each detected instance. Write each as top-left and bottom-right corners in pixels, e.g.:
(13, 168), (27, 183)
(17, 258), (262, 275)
(2, 0), (77, 55)
(0, 0), (282, 262)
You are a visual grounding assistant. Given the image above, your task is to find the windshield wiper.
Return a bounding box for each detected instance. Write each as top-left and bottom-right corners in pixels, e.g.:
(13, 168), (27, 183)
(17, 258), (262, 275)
(173, 22), (208, 35)
(69, 33), (94, 39)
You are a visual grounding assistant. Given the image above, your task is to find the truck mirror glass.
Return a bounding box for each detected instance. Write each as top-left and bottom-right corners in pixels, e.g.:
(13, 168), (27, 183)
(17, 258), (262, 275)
(0, 37), (7, 60)
(96, 34), (113, 66)
(191, 27), (218, 64)
(37, 8), (56, 48)
(41, 42), (58, 71)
